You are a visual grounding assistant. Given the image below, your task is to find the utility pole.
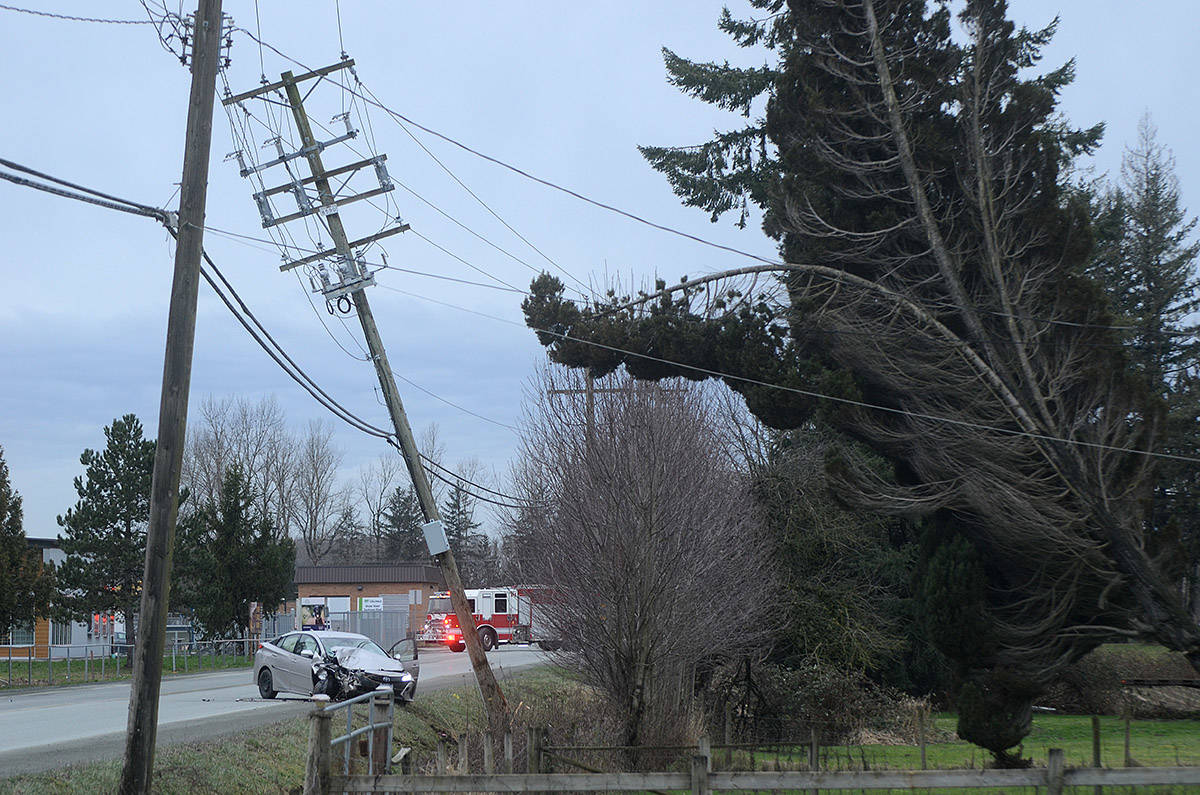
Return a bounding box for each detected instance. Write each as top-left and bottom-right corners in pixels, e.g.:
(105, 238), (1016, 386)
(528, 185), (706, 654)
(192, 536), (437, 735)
(120, 1), (223, 792)
(549, 371), (682, 443)
(222, 63), (508, 734)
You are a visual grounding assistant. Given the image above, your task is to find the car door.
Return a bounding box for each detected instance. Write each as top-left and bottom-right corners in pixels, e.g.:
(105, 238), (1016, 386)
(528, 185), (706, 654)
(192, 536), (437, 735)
(284, 633), (321, 695)
(387, 634), (420, 683)
(262, 633), (298, 693)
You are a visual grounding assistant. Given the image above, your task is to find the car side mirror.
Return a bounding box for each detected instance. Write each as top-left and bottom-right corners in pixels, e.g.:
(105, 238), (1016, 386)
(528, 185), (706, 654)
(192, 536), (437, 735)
(300, 649), (316, 659)
(390, 635), (417, 662)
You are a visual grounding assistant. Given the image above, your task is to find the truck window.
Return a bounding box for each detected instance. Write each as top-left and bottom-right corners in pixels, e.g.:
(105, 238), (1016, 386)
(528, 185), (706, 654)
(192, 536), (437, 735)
(467, 598), (476, 612)
(494, 593), (508, 613)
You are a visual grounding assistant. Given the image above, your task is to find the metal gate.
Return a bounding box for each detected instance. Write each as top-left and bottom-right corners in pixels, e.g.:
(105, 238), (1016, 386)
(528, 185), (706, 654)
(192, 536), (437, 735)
(325, 610), (409, 650)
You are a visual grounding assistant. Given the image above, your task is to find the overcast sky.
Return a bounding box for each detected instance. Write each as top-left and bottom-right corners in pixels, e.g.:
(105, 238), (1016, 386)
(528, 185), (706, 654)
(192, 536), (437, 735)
(1, 1), (1195, 538)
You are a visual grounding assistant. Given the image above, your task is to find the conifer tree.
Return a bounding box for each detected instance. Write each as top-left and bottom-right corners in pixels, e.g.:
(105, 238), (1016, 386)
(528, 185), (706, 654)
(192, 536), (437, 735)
(1090, 116), (1200, 615)
(524, 0), (1200, 762)
(442, 481), (488, 586)
(0, 446), (54, 637)
(56, 415), (155, 659)
(175, 464), (295, 638)
(381, 485), (428, 561)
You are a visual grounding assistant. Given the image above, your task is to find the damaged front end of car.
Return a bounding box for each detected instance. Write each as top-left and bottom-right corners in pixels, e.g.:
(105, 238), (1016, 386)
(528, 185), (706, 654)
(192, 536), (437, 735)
(312, 648), (416, 702)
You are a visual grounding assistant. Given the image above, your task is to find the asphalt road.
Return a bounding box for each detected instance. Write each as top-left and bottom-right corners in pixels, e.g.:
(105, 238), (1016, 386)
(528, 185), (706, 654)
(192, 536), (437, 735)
(0, 644), (549, 776)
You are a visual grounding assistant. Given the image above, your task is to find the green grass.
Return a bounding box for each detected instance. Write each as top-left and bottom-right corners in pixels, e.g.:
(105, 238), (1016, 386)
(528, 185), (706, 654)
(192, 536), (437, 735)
(0, 653), (254, 690)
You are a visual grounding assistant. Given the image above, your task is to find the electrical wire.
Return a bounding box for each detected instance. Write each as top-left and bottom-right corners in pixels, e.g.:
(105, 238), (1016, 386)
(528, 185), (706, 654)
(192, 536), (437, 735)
(0, 155), (532, 506)
(377, 283), (1200, 466)
(233, 27), (1191, 338)
(0, 3), (156, 23)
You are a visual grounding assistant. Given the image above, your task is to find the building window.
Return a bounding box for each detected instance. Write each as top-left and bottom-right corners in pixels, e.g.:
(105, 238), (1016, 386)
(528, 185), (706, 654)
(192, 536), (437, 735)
(7, 624), (34, 646)
(51, 621), (71, 646)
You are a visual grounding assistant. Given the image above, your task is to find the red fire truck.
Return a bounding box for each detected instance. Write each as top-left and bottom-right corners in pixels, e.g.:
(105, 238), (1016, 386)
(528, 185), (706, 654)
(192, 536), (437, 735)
(420, 587), (560, 652)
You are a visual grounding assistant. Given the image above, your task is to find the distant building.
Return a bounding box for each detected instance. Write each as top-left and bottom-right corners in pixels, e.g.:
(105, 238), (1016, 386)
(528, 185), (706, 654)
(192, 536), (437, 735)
(3, 538), (91, 659)
(288, 563), (444, 638)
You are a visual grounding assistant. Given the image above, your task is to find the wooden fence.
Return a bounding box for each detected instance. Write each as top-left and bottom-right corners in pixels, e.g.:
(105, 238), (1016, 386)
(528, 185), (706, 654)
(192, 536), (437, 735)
(302, 713), (1200, 795)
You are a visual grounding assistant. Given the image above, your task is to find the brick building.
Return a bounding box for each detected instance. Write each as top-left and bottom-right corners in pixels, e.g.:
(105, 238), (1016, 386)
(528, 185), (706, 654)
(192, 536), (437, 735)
(292, 563), (444, 635)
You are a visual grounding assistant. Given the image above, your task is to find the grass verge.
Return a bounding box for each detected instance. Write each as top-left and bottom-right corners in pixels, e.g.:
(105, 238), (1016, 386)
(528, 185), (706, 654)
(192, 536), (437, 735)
(0, 653), (253, 691)
(4, 666), (1199, 794)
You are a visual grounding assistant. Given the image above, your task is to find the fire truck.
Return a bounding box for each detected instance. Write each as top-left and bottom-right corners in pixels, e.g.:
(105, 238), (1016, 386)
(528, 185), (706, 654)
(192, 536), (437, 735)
(420, 587), (560, 652)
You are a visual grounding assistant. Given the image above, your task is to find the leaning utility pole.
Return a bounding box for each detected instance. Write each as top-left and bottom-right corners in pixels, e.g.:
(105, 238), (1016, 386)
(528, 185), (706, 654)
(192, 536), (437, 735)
(222, 62), (508, 733)
(120, 1), (224, 792)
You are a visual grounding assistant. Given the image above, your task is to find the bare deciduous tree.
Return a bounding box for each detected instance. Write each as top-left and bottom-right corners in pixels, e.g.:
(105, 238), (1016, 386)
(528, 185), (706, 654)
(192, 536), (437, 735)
(183, 395), (294, 539)
(292, 420), (352, 564)
(508, 367), (775, 751)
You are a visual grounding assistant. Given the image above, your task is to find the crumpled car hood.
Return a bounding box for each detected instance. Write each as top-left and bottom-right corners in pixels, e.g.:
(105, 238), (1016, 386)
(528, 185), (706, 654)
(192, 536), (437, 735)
(332, 647), (407, 675)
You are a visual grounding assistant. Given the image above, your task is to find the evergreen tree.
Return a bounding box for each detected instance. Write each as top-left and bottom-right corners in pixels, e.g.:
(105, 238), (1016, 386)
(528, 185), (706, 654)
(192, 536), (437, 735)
(381, 485), (428, 561)
(1089, 116), (1200, 615)
(175, 464), (295, 638)
(56, 415), (155, 658)
(442, 481), (489, 586)
(0, 446), (54, 637)
(524, 0), (1199, 762)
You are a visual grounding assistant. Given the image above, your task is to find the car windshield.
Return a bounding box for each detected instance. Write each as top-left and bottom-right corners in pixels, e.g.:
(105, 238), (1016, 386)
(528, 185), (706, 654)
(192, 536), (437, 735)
(323, 636), (387, 656)
(428, 597), (452, 613)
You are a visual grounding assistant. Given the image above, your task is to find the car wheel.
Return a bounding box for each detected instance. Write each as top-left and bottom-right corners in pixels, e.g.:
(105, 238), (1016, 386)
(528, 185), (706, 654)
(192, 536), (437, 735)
(479, 628), (497, 651)
(257, 668), (277, 699)
(448, 640), (466, 653)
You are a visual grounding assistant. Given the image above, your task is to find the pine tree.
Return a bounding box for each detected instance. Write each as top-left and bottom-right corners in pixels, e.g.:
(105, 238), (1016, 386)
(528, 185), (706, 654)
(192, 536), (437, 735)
(175, 464), (295, 638)
(442, 481), (488, 586)
(381, 485), (428, 561)
(524, 0), (1200, 762)
(56, 415), (155, 657)
(0, 446), (54, 637)
(1090, 116), (1200, 614)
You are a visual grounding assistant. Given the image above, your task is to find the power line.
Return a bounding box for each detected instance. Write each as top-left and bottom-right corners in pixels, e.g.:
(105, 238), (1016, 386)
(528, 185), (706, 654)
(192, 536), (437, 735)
(230, 28), (1185, 338)
(0, 156), (533, 506)
(0, 3), (157, 23)
(379, 284), (1200, 467)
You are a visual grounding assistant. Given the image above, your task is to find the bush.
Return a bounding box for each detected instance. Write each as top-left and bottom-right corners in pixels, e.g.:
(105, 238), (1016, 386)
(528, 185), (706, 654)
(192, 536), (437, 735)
(1040, 644), (1200, 717)
(706, 660), (919, 744)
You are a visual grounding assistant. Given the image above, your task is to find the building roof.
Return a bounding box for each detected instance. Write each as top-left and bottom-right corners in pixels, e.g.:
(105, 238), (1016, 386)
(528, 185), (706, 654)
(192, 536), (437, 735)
(294, 563), (445, 586)
(26, 537), (60, 549)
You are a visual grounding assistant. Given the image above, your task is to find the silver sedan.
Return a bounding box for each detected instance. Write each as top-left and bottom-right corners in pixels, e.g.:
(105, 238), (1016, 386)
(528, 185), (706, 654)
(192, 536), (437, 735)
(254, 630), (419, 701)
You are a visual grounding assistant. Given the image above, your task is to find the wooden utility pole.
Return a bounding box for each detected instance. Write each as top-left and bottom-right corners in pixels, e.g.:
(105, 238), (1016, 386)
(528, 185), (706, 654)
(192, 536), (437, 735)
(119, 1), (223, 792)
(273, 70), (508, 732)
(548, 372), (683, 443)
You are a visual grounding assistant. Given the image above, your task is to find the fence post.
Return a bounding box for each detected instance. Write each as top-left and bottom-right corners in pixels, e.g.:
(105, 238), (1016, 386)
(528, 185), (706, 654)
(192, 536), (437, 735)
(48, 648), (53, 685)
(1092, 714), (1103, 795)
(527, 726), (543, 773)
(483, 731), (495, 774)
(504, 729), (513, 773)
(698, 734), (712, 771)
(918, 704), (927, 770)
(27, 646), (32, 686)
(101, 650), (105, 680)
(1047, 747), (1065, 795)
(1123, 696), (1133, 767)
(457, 734), (470, 774)
(809, 726), (820, 795)
(371, 687), (392, 775)
(303, 702), (333, 795)
(436, 740), (448, 774)
(724, 702), (733, 768)
(691, 753), (710, 795)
